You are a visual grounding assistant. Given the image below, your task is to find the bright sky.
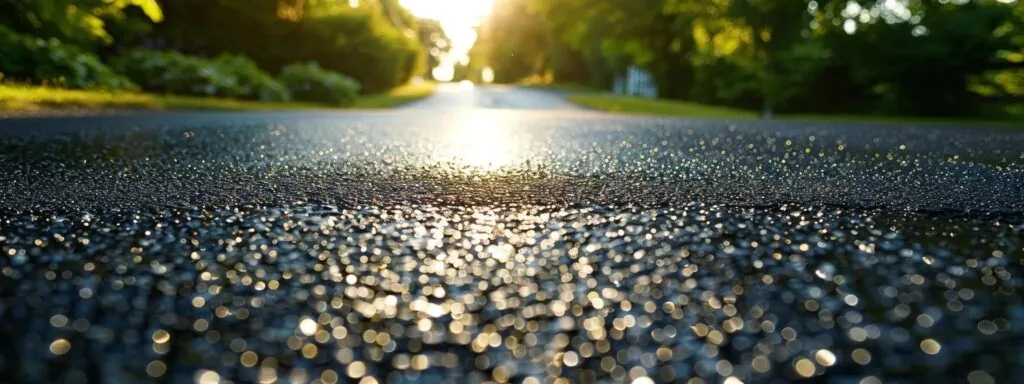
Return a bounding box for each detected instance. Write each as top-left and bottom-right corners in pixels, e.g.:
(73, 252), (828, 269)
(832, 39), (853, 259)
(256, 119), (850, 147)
(400, 0), (494, 81)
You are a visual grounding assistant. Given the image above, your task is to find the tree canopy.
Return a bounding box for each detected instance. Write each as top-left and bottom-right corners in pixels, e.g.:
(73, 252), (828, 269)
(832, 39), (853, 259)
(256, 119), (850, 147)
(1, 0), (450, 94)
(472, 0), (1024, 117)
(0, 0), (162, 47)
(151, 0), (427, 93)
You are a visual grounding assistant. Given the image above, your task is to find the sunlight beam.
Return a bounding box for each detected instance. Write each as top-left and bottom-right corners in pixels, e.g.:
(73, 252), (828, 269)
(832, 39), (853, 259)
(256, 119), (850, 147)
(400, 0), (494, 81)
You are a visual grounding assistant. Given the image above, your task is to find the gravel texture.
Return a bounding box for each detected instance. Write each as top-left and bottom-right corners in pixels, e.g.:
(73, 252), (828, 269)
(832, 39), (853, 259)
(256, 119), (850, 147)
(1, 110), (1023, 384)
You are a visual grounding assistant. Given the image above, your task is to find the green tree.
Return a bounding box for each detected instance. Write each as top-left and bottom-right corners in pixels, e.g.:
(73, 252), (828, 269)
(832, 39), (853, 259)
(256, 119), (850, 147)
(152, 0), (424, 92)
(471, 0), (549, 83)
(472, 0), (1023, 118)
(417, 18), (451, 80)
(0, 0), (162, 47)
(817, 0), (1023, 116)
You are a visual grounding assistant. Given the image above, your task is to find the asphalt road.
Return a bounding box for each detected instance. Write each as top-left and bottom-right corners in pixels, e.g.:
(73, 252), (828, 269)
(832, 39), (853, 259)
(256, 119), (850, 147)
(1, 86), (1023, 384)
(404, 83), (581, 110)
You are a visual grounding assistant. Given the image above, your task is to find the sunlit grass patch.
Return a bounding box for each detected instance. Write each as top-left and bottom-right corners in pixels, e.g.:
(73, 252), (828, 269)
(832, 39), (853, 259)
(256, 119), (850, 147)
(565, 89), (1022, 127)
(0, 84), (329, 114)
(0, 81), (437, 115)
(569, 93), (757, 119)
(352, 81), (437, 108)
(1, 85), (153, 112)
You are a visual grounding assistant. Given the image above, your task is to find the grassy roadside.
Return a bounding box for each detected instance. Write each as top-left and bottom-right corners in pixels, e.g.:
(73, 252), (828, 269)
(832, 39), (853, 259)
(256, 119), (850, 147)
(0, 82), (436, 115)
(569, 93), (757, 119)
(550, 87), (1023, 127)
(351, 81), (436, 108)
(520, 82), (599, 94)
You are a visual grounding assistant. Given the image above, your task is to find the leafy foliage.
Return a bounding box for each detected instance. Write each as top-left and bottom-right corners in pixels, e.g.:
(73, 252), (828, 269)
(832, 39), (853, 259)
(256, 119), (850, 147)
(417, 18), (451, 80)
(2, 0), (431, 102)
(111, 50), (291, 101)
(152, 0), (424, 93)
(0, 25), (138, 91)
(279, 62), (362, 105)
(470, 0), (549, 84)
(0, 0), (162, 47)
(474, 0), (1024, 118)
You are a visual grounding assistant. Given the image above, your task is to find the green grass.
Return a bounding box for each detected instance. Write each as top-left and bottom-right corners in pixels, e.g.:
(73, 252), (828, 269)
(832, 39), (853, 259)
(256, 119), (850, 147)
(351, 81), (437, 108)
(569, 93), (757, 119)
(566, 90), (1023, 127)
(0, 82), (436, 114)
(520, 82), (598, 94)
(780, 113), (1017, 126)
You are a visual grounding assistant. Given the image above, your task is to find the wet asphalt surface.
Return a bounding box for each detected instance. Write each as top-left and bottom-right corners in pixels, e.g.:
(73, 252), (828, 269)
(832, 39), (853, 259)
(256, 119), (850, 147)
(1, 85), (1024, 384)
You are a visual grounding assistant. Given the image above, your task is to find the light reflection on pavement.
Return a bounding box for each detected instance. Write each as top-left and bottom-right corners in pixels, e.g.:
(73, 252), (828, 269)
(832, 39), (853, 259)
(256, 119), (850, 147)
(1, 88), (1023, 383)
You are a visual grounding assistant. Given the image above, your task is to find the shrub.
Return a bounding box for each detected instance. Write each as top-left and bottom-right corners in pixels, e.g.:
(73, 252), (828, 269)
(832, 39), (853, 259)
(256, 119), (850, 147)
(212, 54), (292, 102)
(0, 0), (162, 48)
(153, 1), (424, 93)
(292, 12), (422, 93)
(111, 50), (230, 96)
(111, 49), (290, 101)
(279, 62), (361, 105)
(0, 25), (138, 91)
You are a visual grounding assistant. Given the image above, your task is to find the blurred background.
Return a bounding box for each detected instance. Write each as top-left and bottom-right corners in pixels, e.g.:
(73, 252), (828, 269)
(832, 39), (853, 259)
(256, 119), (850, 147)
(0, 0), (456, 107)
(0, 0), (1021, 119)
(468, 0), (1023, 119)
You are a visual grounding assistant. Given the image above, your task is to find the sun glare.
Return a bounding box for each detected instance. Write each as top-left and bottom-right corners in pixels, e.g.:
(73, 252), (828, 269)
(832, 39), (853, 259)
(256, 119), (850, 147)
(436, 112), (524, 171)
(400, 0), (494, 82)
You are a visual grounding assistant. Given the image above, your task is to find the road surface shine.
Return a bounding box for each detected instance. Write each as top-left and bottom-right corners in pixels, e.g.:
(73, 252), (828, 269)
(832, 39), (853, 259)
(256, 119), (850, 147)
(1, 86), (1023, 384)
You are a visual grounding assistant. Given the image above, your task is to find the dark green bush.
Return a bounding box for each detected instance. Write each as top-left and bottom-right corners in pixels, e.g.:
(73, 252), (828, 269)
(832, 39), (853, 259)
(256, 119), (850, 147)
(213, 54), (293, 102)
(153, 0), (425, 93)
(293, 12), (423, 94)
(279, 62), (361, 105)
(0, 25), (138, 90)
(111, 49), (291, 101)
